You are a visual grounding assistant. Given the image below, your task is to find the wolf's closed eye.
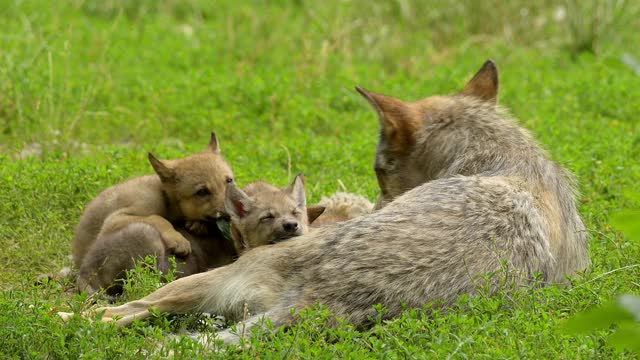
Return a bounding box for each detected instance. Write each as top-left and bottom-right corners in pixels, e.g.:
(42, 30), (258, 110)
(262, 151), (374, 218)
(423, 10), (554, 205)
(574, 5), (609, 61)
(260, 214), (275, 222)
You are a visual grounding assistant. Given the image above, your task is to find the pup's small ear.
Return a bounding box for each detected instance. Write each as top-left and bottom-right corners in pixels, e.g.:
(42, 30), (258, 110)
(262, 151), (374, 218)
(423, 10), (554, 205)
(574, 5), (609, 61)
(355, 86), (415, 151)
(306, 205), (326, 224)
(224, 183), (252, 219)
(148, 153), (175, 182)
(207, 132), (220, 153)
(461, 59), (499, 104)
(285, 173), (306, 209)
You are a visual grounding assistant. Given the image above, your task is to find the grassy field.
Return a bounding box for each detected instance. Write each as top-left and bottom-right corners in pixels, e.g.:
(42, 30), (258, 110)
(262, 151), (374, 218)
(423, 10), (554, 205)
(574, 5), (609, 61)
(1, 0), (639, 358)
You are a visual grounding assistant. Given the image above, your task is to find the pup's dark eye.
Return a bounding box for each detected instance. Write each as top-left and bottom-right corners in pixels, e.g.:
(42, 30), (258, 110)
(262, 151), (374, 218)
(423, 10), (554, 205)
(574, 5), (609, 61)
(226, 177), (234, 183)
(195, 188), (211, 197)
(260, 214), (274, 222)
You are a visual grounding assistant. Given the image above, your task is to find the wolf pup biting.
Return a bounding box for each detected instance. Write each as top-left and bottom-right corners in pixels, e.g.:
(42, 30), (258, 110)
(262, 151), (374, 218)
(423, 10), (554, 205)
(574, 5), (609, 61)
(67, 61), (590, 344)
(73, 133), (234, 293)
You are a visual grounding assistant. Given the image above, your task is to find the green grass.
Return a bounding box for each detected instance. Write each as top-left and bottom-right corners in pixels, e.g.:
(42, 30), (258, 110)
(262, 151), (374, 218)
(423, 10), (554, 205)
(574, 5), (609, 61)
(1, 0), (639, 358)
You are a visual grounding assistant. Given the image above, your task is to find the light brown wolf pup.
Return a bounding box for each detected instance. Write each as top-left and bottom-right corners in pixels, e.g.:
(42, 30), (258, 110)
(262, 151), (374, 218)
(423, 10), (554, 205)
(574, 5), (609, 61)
(225, 174), (317, 255)
(76, 175), (321, 295)
(67, 60), (590, 345)
(308, 192), (374, 228)
(73, 133), (234, 287)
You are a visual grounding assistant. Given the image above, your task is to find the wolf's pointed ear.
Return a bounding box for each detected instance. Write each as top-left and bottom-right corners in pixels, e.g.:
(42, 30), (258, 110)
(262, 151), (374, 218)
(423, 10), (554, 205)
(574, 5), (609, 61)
(224, 183), (252, 219)
(285, 173), (306, 209)
(207, 132), (220, 153)
(148, 153), (175, 182)
(355, 86), (415, 149)
(461, 60), (499, 104)
(306, 205), (326, 224)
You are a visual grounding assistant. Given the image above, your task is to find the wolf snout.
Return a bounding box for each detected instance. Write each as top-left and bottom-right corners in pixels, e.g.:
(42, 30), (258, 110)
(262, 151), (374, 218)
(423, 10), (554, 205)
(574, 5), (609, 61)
(283, 221), (299, 232)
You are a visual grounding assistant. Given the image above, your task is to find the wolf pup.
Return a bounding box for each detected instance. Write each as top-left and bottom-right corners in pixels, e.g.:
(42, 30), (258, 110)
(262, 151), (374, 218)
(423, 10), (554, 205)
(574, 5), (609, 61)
(308, 192), (374, 228)
(73, 133), (234, 290)
(225, 174), (319, 255)
(76, 175), (320, 295)
(70, 61), (590, 344)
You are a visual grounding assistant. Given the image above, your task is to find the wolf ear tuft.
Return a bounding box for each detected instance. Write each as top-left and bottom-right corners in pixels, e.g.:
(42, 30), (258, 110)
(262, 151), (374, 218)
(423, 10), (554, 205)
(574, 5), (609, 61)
(207, 132), (220, 153)
(285, 173), (306, 209)
(148, 153), (175, 182)
(356, 86), (406, 135)
(356, 86), (415, 151)
(307, 205), (326, 224)
(461, 60), (499, 104)
(224, 183), (252, 219)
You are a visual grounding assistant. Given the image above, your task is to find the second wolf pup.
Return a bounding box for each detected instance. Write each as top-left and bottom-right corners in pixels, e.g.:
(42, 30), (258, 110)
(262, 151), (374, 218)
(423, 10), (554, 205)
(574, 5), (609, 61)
(308, 192), (374, 228)
(225, 174), (315, 255)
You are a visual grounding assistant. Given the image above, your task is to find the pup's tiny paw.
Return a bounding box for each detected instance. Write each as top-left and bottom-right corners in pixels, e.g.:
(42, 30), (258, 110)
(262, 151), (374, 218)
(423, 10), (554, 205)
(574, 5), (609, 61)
(186, 220), (209, 235)
(163, 231), (192, 256)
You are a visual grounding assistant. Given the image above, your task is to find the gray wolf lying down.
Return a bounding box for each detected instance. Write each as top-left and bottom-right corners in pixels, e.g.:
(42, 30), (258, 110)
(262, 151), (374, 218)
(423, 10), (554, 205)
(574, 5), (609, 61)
(61, 60), (589, 345)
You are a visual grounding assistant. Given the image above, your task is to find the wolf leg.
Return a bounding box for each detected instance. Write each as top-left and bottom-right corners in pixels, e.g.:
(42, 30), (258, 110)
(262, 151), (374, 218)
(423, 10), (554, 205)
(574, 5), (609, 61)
(92, 250), (283, 327)
(91, 268), (227, 326)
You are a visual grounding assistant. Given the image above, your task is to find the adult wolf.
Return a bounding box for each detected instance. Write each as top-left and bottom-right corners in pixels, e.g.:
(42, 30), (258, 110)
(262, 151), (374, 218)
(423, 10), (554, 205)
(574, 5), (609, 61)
(70, 60), (590, 343)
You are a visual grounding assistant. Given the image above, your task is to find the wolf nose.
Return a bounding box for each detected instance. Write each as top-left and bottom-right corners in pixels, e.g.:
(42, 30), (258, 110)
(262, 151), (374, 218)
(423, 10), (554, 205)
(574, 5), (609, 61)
(283, 221), (298, 232)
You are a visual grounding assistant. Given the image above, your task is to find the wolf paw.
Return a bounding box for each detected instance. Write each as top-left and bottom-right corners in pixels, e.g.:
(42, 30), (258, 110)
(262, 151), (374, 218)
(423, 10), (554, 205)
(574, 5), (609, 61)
(93, 306), (119, 322)
(58, 311), (76, 322)
(163, 231), (192, 256)
(186, 220), (209, 235)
